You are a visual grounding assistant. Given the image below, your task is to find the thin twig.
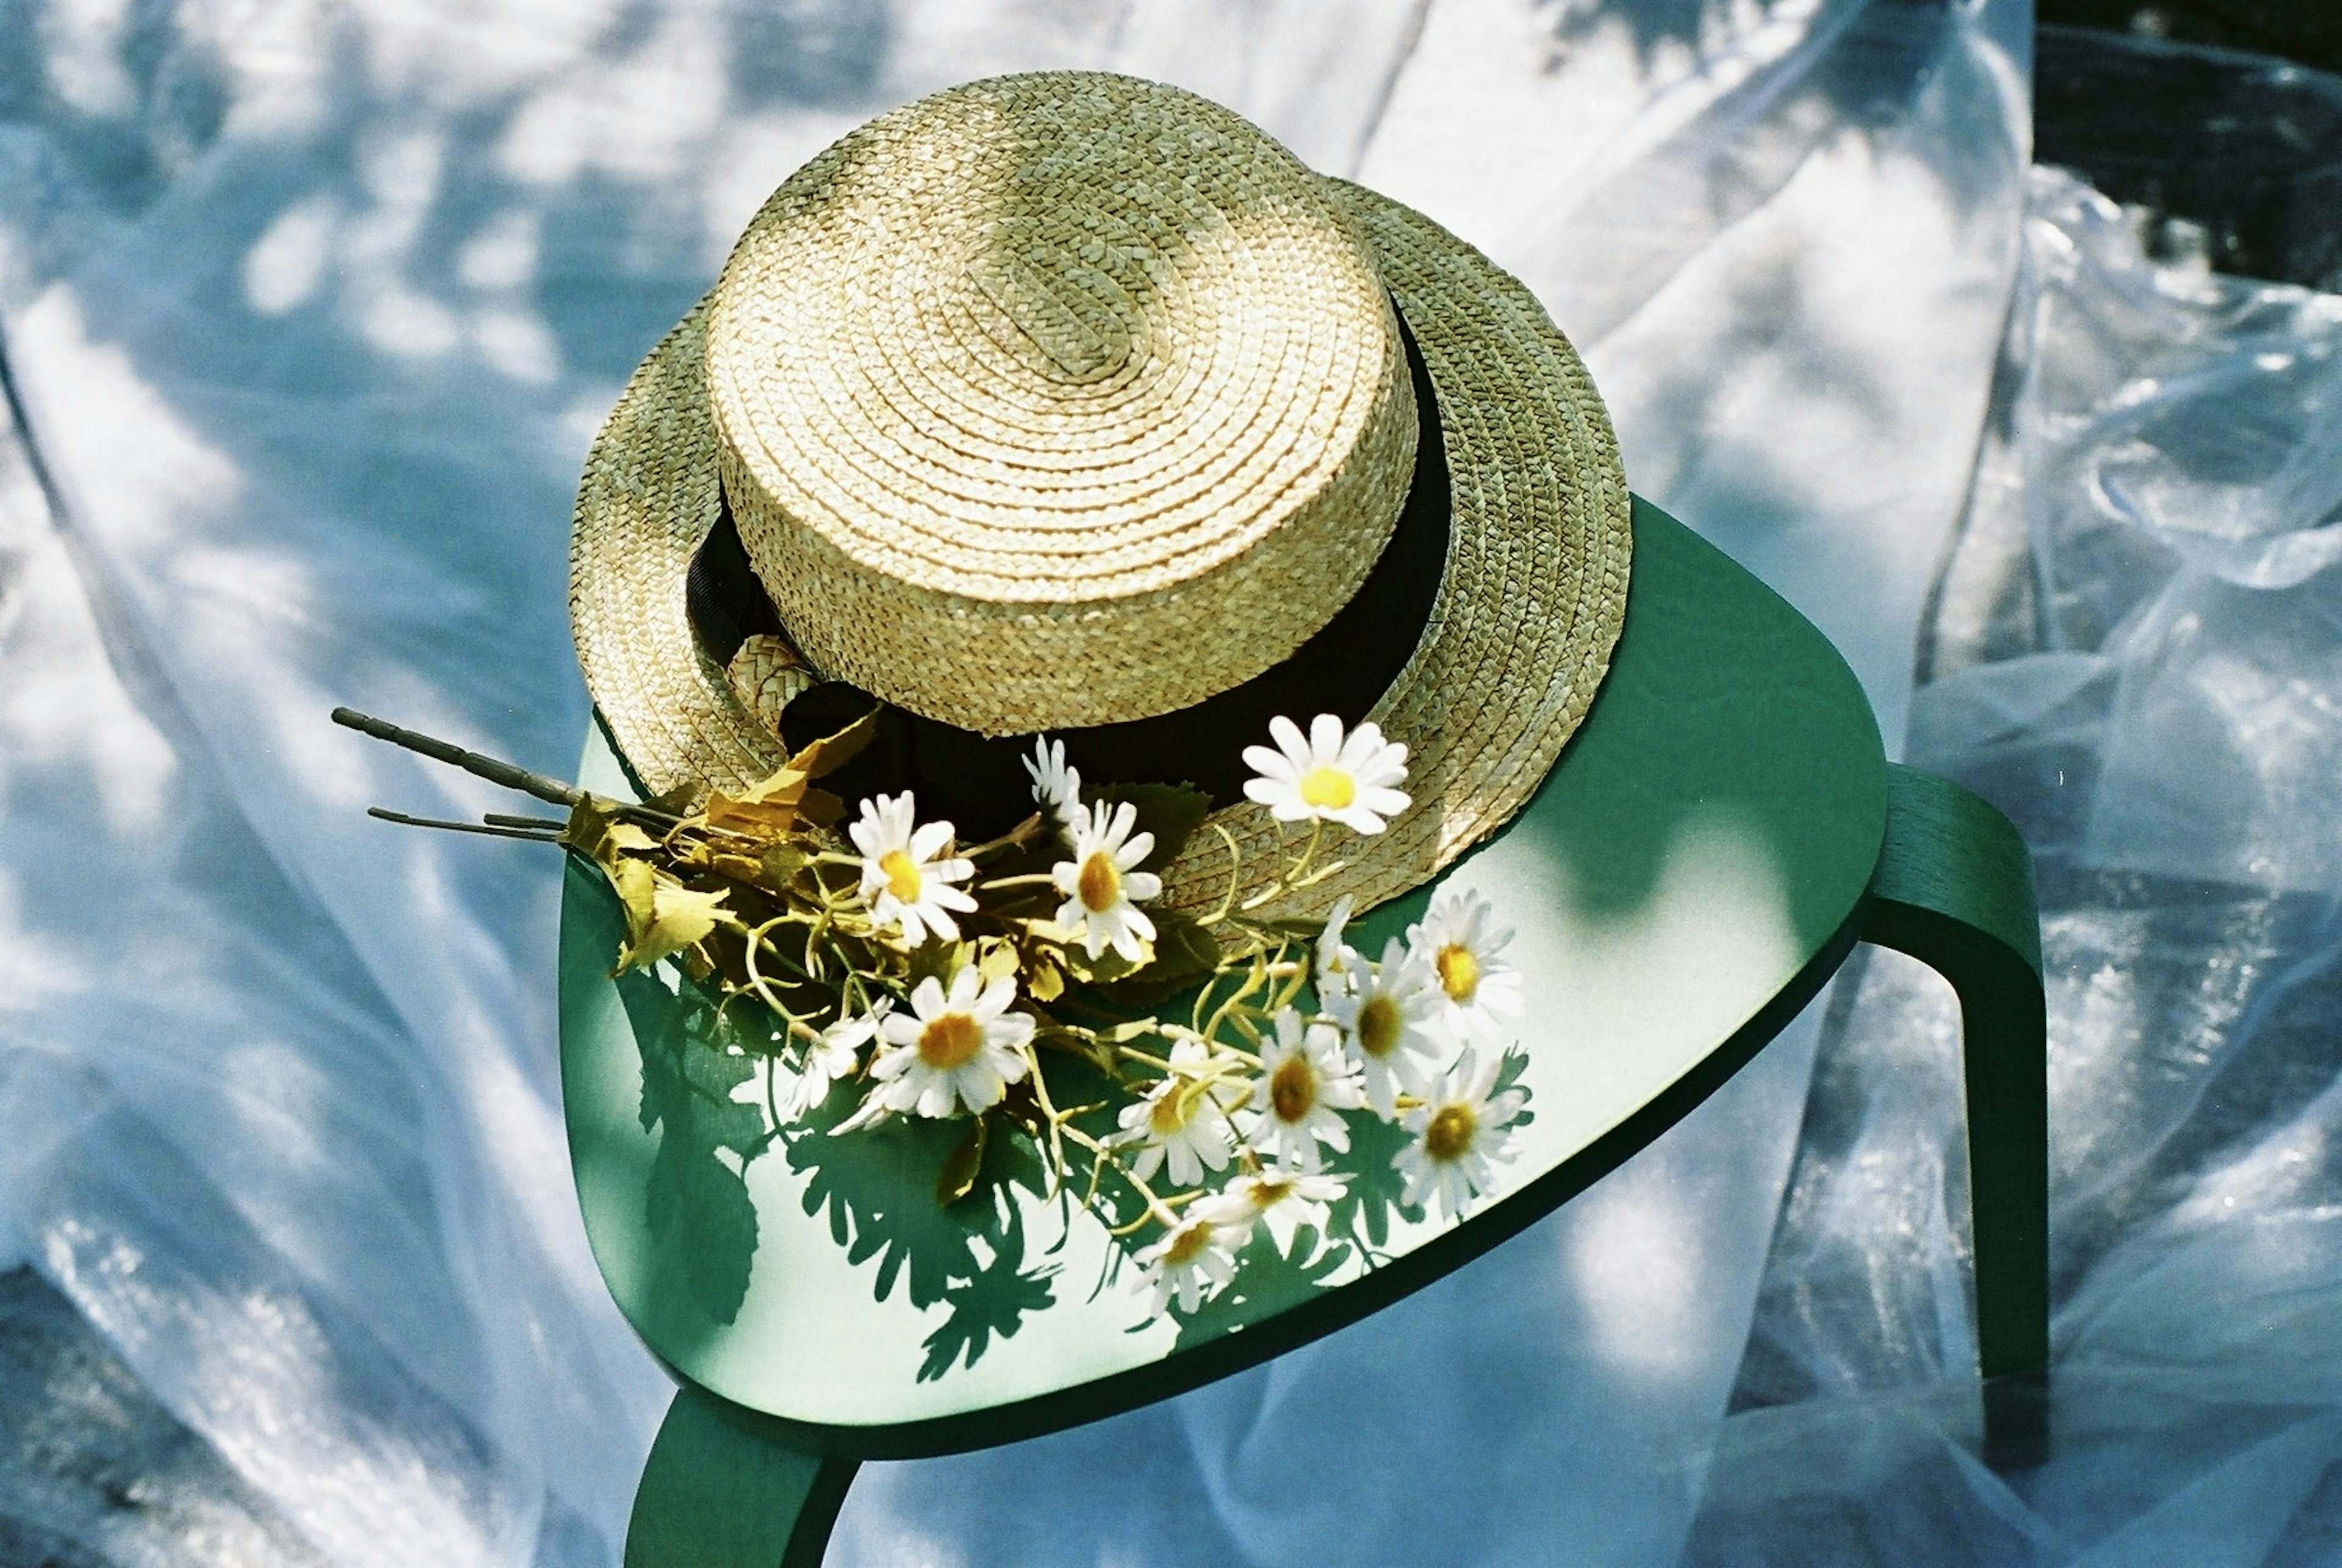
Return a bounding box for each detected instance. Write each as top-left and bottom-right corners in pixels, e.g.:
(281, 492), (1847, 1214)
(485, 812), (568, 831)
(333, 707), (580, 807)
(367, 806), (560, 842)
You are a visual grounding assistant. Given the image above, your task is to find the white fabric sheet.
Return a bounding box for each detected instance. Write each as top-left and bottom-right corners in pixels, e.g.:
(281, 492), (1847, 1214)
(0, 2), (2027, 1563)
(1687, 163), (2342, 1566)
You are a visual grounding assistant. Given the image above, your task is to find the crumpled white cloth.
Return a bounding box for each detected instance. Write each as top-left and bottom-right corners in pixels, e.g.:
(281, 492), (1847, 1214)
(1685, 162), (2342, 1566)
(0, 2), (2025, 1564)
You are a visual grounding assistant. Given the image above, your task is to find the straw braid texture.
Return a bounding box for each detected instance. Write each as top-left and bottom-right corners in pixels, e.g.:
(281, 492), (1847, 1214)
(570, 76), (1630, 921)
(1153, 181), (1630, 918)
(706, 74), (1418, 734)
(570, 301), (784, 795)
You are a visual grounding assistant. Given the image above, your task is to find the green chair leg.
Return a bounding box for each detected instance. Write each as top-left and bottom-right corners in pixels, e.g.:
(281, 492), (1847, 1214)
(1861, 764), (2050, 1467)
(626, 1383), (858, 1567)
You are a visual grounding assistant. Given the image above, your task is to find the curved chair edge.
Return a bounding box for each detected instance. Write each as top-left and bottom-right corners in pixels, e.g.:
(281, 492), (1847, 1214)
(627, 1381), (859, 1567)
(1863, 763), (2050, 1469)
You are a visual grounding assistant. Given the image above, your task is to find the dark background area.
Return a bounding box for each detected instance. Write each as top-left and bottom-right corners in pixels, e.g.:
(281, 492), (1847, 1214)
(2037, 1), (2342, 287)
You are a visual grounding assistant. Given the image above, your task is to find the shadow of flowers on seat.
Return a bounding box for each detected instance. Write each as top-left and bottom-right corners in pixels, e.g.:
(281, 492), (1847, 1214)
(618, 948), (1535, 1371)
(595, 864), (1067, 1377)
(784, 1089), (1060, 1383)
(618, 968), (767, 1328)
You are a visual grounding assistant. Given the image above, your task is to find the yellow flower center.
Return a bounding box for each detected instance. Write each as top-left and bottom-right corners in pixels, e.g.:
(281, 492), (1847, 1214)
(879, 849), (923, 903)
(917, 1012), (983, 1070)
(1436, 943), (1480, 1003)
(1423, 1103), (1478, 1162)
(1078, 850), (1122, 913)
(1148, 1085), (1191, 1134)
(1356, 995), (1403, 1058)
(1297, 766), (1356, 811)
(1164, 1220), (1216, 1266)
(1269, 1054), (1317, 1124)
(1250, 1178), (1292, 1209)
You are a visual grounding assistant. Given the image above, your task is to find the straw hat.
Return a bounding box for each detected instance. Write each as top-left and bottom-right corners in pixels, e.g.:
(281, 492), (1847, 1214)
(571, 71), (1630, 918)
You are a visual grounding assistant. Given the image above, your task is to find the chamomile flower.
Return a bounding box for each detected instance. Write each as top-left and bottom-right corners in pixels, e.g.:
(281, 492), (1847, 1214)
(1408, 887), (1524, 1047)
(777, 1004), (883, 1119)
(1023, 736), (1083, 829)
(1134, 1212), (1240, 1314)
(848, 792), (976, 947)
(1241, 714), (1411, 835)
(864, 965), (1034, 1119)
(1394, 1049), (1527, 1220)
(1240, 1006), (1365, 1171)
(1053, 799), (1163, 962)
(1197, 1166), (1347, 1253)
(1325, 937), (1447, 1117)
(1314, 893), (1364, 1001)
(1113, 1037), (1236, 1187)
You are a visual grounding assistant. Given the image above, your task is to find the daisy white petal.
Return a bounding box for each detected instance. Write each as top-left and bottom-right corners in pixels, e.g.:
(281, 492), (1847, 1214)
(1392, 1049), (1527, 1220)
(1408, 886), (1525, 1047)
(778, 1003), (884, 1119)
(1112, 1038), (1235, 1189)
(1238, 1006), (1365, 1172)
(1053, 798), (1162, 963)
(1197, 1165), (1347, 1253)
(1325, 936), (1448, 1116)
(1314, 894), (1363, 1001)
(851, 792), (977, 947)
(1240, 713), (1411, 834)
(1134, 1212), (1241, 1315)
(864, 965), (1034, 1119)
(1023, 737), (1084, 828)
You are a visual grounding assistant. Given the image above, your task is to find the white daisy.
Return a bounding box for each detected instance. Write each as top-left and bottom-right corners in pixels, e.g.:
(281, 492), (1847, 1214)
(1325, 936), (1448, 1117)
(1314, 893), (1364, 1002)
(1112, 1037), (1235, 1188)
(776, 1004), (883, 1120)
(1408, 887), (1524, 1047)
(1197, 1165), (1347, 1253)
(1241, 714), (1411, 835)
(1052, 799), (1163, 962)
(848, 792), (976, 947)
(1394, 1049), (1527, 1220)
(1023, 736), (1083, 829)
(1239, 1007), (1365, 1172)
(864, 965), (1034, 1119)
(1134, 1212), (1240, 1314)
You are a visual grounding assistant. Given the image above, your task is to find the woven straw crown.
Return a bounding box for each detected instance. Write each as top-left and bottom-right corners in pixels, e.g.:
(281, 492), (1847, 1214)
(571, 71), (1633, 919)
(707, 77), (1419, 736)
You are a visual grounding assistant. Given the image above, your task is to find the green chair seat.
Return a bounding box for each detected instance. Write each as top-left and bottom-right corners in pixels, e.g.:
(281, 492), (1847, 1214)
(560, 498), (2048, 1564)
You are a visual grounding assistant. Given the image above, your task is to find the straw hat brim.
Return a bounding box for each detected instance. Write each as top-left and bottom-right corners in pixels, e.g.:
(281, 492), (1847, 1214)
(571, 179), (1632, 919)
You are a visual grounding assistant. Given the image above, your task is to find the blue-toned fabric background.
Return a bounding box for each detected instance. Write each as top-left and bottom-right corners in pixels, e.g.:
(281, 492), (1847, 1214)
(1, 1), (2333, 1563)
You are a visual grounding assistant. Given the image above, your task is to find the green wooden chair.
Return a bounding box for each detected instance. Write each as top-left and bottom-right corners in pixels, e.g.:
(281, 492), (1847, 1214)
(559, 496), (2049, 1566)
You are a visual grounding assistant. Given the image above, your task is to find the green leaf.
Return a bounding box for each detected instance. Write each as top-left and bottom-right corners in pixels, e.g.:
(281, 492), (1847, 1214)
(614, 870), (732, 974)
(975, 936), (1021, 987)
(935, 1114), (989, 1206)
(1086, 780), (1212, 868)
(1024, 948), (1065, 1003)
(1099, 909), (1220, 1006)
(1062, 939), (1150, 986)
(756, 842), (811, 890)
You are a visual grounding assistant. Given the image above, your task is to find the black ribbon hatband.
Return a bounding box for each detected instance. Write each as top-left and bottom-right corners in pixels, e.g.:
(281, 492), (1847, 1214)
(686, 311), (1452, 841)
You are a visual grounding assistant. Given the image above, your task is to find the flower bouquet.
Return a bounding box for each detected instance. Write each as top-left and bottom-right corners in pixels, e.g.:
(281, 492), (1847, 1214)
(340, 703), (1533, 1317)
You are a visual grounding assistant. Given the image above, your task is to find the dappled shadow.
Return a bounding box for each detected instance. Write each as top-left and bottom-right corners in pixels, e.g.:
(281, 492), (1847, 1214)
(614, 967), (767, 1326)
(784, 1080), (1059, 1383)
(1522, 0), (2020, 353)
(1539, 0), (1965, 137)
(1166, 1052), (1537, 1354)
